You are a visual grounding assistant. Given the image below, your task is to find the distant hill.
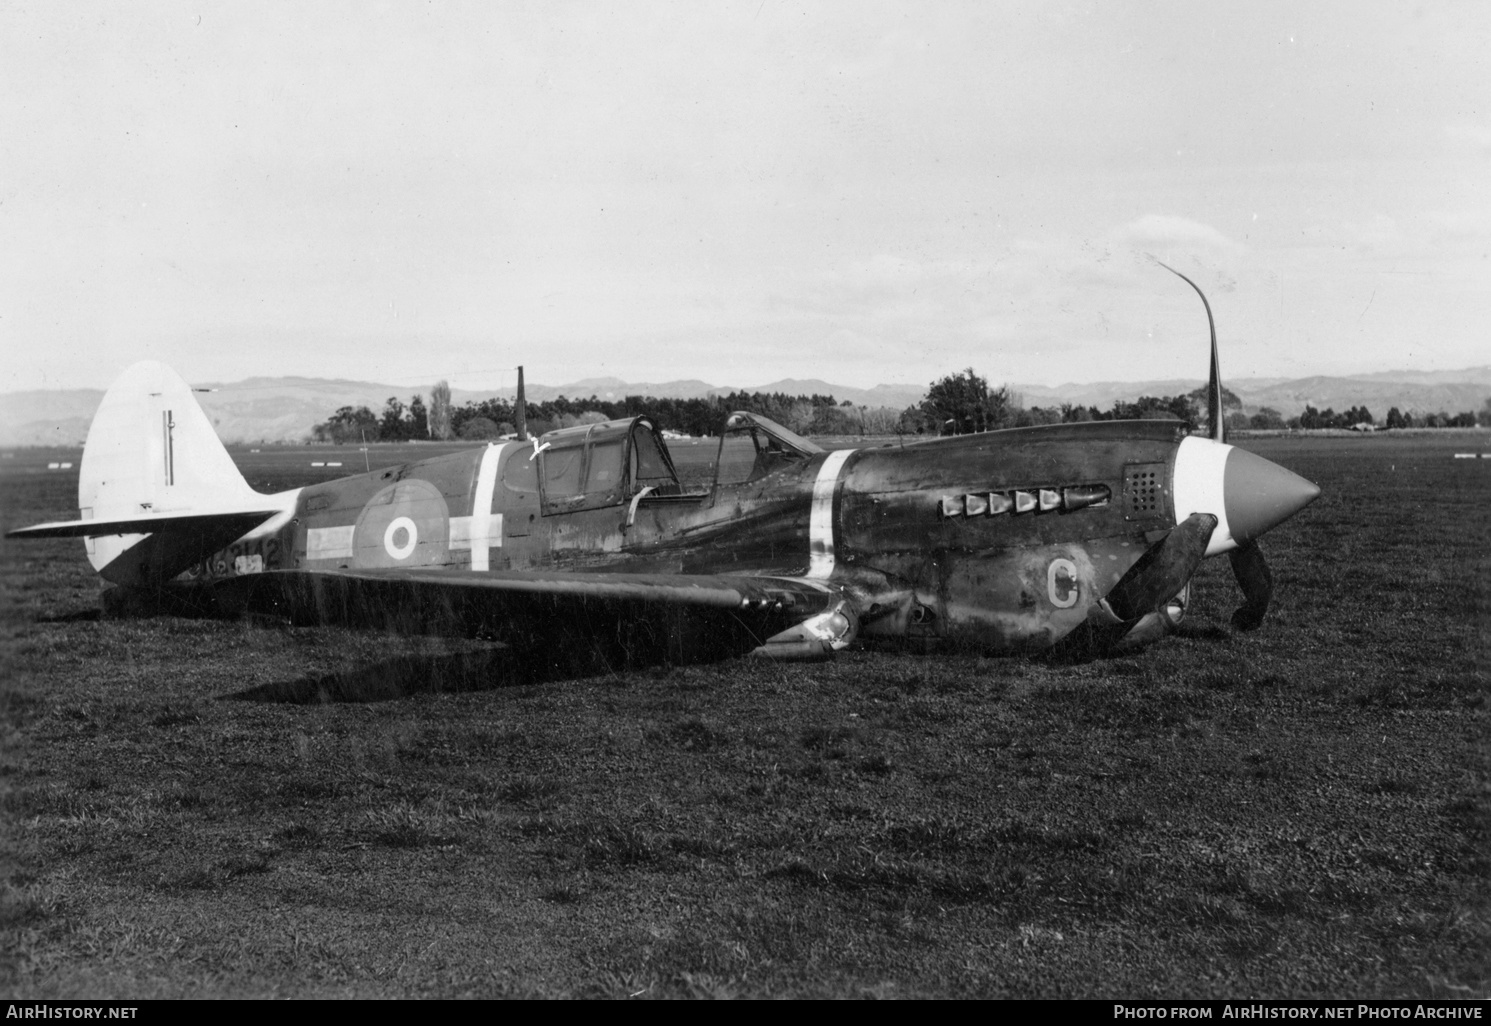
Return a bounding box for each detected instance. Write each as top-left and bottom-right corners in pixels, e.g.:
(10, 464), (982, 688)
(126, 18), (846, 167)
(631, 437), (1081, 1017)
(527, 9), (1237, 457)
(1016, 375), (1491, 422)
(1017, 379), (1207, 410)
(2, 369), (1486, 446)
(532, 377), (721, 402)
(0, 374), (927, 445)
(1328, 366), (1491, 386)
(518, 377), (927, 410)
(1231, 376), (1491, 420)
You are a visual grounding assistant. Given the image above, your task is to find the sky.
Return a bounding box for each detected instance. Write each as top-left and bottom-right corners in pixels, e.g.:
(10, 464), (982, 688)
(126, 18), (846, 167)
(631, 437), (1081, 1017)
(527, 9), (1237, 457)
(3, 2), (1489, 394)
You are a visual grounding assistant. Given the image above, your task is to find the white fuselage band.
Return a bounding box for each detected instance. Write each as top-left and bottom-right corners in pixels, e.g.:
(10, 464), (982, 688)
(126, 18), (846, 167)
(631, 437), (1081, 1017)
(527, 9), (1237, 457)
(449, 442), (507, 570)
(808, 448), (856, 579)
(1172, 436), (1235, 556)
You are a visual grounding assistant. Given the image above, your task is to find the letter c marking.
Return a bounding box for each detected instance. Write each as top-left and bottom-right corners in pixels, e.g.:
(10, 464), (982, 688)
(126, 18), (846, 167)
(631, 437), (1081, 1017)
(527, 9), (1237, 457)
(1047, 558), (1078, 609)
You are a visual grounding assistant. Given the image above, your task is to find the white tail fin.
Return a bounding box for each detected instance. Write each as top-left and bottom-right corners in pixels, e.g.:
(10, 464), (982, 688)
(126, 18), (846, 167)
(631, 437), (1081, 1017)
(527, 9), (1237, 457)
(8, 362), (293, 585)
(80, 362), (260, 520)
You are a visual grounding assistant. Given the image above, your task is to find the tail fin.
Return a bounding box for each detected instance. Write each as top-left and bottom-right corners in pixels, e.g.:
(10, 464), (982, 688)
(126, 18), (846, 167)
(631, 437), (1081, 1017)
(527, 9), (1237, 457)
(8, 362), (291, 584)
(79, 362), (262, 524)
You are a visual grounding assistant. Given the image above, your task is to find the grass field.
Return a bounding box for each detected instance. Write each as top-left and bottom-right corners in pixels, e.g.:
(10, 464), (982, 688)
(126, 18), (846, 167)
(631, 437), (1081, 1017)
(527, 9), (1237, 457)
(1, 433), (1486, 998)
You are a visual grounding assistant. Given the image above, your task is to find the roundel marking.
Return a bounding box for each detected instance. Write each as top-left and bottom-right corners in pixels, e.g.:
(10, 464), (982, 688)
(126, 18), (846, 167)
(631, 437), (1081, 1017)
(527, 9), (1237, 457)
(1047, 558), (1078, 609)
(383, 516), (418, 560)
(352, 479), (450, 568)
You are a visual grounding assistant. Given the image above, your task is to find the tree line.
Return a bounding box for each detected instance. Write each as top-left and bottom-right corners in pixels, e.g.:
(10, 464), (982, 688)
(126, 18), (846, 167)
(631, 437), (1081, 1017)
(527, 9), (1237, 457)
(1381, 403), (1488, 430)
(919, 369), (1491, 435)
(913, 367), (1212, 434)
(310, 372), (1491, 443)
(312, 395), (429, 444)
(310, 386), (913, 442)
(1267, 402), (1487, 430)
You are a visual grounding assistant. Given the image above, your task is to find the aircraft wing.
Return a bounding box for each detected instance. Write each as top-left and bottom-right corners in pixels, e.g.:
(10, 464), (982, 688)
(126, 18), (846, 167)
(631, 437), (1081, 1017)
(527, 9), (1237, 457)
(219, 567), (857, 665)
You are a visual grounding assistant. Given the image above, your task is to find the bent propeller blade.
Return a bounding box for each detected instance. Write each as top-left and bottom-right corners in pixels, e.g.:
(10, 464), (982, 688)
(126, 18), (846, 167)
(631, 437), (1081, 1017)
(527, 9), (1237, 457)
(1228, 540), (1273, 631)
(1156, 259), (1224, 443)
(1104, 512), (1218, 622)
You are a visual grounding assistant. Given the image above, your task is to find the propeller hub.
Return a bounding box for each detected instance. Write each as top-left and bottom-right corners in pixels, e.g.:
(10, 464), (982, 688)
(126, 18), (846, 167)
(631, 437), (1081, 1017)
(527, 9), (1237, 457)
(1223, 445), (1321, 545)
(1173, 437), (1320, 554)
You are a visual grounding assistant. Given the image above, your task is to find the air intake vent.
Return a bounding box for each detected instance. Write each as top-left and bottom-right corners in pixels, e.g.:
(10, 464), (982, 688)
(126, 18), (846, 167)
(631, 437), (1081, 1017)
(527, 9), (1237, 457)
(1123, 463), (1168, 521)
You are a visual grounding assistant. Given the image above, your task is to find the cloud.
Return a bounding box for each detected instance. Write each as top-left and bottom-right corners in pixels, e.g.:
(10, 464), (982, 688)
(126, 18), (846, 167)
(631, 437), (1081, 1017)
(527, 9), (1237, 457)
(1427, 208), (1491, 239)
(1114, 215), (1242, 253)
(1443, 124), (1491, 153)
(1341, 214), (1401, 250)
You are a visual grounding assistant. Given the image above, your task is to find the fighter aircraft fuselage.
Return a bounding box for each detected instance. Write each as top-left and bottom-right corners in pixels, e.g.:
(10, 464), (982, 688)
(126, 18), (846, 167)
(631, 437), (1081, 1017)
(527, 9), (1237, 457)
(160, 411), (1303, 654)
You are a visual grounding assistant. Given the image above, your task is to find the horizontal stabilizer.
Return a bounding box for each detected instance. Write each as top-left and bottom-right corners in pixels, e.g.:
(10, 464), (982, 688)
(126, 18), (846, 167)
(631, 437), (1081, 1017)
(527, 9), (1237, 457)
(6, 510), (282, 540)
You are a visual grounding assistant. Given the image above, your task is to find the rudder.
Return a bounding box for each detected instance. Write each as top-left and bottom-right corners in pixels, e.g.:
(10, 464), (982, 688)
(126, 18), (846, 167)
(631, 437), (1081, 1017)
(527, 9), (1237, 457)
(77, 362), (273, 579)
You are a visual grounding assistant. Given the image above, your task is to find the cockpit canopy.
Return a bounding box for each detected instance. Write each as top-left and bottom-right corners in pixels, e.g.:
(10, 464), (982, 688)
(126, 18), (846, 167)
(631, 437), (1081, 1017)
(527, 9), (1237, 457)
(714, 411), (823, 487)
(534, 416), (683, 515)
(524, 411), (822, 514)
